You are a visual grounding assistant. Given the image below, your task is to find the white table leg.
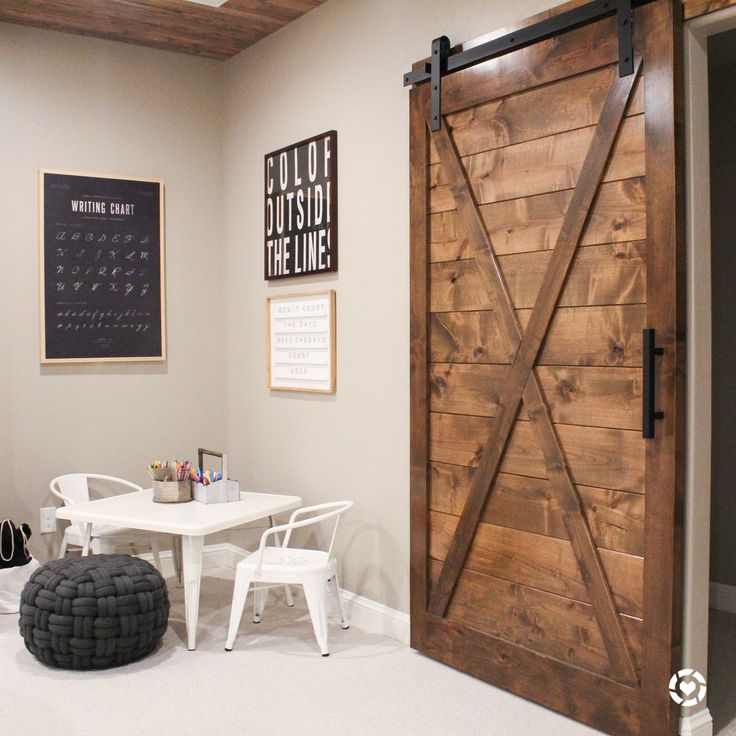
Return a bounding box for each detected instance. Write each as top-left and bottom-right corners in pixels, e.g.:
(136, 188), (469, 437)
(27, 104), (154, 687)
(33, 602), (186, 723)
(182, 535), (204, 651)
(172, 535), (184, 588)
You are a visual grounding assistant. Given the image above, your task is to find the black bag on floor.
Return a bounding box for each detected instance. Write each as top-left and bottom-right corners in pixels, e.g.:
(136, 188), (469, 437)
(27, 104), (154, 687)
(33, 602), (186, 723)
(0, 519), (32, 569)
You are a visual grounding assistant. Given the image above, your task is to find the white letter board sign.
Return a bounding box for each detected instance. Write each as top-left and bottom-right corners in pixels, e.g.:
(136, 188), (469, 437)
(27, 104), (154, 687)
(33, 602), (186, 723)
(264, 131), (337, 280)
(266, 290), (336, 393)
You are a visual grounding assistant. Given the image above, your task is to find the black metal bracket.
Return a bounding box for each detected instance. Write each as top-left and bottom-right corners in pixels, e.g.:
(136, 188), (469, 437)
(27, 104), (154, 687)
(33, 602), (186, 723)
(403, 0), (651, 126)
(642, 328), (665, 439)
(617, 0), (634, 76)
(430, 36), (451, 132)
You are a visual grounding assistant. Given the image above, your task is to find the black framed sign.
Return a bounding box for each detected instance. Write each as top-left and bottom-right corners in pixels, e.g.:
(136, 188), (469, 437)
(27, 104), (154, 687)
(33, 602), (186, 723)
(39, 170), (166, 363)
(264, 130), (337, 280)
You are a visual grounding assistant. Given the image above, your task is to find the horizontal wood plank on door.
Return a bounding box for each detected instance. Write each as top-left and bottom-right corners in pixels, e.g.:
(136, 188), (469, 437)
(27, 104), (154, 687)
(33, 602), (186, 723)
(430, 242), (646, 313)
(429, 115), (645, 214)
(428, 511), (643, 617)
(430, 177), (646, 262)
(429, 363), (642, 430)
(439, 15), (621, 117)
(429, 464), (645, 555)
(430, 66), (644, 165)
(429, 305), (645, 367)
(421, 616), (640, 736)
(429, 412), (645, 493)
(429, 560), (642, 679)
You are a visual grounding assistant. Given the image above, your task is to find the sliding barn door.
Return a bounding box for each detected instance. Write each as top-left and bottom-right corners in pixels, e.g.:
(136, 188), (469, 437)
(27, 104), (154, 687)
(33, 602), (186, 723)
(409, 2), (684, 735)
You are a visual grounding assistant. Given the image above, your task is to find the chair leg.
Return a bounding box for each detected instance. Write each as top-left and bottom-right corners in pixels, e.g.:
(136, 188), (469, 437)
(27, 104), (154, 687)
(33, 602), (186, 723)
(283, 585), (295, 607)
(225, 570), (253, 651)
(150, 535), (162, 573)
(303, 577), (330, 656)
(81, 523), (92, 556)
(253, 586), (269, 623)
(329, 573), (350, 629)
(58, 536), (68, 560)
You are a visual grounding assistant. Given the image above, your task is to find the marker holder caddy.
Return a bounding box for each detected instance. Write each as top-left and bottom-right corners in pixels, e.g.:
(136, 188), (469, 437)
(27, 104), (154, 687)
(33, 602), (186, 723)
(192, 448), (240, 505)
(152, 480), (192, 503)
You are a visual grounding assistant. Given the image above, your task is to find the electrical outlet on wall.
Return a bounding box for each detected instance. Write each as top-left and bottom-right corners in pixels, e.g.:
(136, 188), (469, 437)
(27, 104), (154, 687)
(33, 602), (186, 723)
(39, 507), (57, 534)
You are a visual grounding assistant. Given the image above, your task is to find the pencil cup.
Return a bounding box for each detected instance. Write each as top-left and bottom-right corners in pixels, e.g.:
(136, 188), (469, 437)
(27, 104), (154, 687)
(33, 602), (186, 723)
(153, 480), (192, 503)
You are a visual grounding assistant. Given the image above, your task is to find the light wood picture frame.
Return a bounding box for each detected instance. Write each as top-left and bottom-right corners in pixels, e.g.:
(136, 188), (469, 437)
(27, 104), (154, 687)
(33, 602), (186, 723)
(39, 169), (166, 364)
(266, 289), (336, 393)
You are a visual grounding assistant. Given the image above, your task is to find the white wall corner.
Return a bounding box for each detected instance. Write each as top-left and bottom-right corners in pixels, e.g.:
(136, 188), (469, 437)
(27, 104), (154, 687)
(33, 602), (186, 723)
(709, 581), (736, 614)
(680, 706), (713, 736)
(141, 542), (411, 645)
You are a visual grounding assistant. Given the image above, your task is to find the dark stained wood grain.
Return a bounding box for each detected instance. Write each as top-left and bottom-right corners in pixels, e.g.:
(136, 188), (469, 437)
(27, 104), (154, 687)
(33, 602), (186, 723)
(410, 1), (682, 730)
(429, 412), (645, 493)
(0, 0), (325, 59)
(429, 114), (645, 213)
(428, 62), (641, 654)
(430, 66), (645, 164)
(429, 464), (645, 555)
(638, 2), (686, 734)
(421, 616), (640, 736)
(429, 511), (643, 617)
(431, 560), (642, 679)
(428, 64), (643, 683)
(439, 15), (621, 116)
(430, 242), (647, 312)
(409, 84), (430, 652)
(430, 177), (646, 262)
(429, 363), (642, 430)
(430, 305), (645, 367)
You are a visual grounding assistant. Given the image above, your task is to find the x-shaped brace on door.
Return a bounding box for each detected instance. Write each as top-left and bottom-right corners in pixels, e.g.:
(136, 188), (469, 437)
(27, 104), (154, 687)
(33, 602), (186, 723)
(426, 59), (643, 687)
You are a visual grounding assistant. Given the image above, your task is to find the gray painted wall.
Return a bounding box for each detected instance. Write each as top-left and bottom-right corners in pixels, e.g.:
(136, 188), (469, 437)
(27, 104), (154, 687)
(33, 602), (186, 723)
(0, 24), (226, 561)
(222, 0), (557, 612)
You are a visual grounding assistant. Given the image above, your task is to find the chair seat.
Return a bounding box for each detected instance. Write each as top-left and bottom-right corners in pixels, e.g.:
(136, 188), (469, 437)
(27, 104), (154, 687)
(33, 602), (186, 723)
(239, 547), (332, 577)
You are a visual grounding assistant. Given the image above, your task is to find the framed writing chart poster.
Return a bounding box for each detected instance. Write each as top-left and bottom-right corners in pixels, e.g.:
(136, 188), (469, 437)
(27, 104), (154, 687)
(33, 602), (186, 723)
(266, 290), (336, 393)
(264, 131), (337, 280)
(39, 170), (165, 363)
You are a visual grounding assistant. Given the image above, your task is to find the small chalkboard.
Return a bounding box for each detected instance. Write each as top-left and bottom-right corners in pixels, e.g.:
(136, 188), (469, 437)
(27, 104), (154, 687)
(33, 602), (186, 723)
(39, 170), (166, 363)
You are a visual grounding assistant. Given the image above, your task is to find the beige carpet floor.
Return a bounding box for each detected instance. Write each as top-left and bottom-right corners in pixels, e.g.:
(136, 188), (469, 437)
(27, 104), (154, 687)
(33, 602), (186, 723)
(0, 567), (604, 736)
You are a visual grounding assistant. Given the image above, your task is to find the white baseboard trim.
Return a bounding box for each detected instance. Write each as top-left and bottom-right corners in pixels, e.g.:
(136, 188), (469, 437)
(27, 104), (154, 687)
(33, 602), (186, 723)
(680, 707), (713, 736)
(709, 581), (736, 613)
(141, 542), (410, 645)
(339, 589), (410, 645)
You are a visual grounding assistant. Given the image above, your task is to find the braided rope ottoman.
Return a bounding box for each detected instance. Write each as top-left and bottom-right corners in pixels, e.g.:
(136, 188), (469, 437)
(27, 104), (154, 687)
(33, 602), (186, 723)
(19, 554), (169, 669)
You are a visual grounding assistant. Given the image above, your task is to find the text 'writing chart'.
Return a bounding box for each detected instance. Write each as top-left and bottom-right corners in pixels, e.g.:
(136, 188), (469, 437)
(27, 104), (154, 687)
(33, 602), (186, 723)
(264, 131), (337, 280)
(40, 170), (165, 363)
(267, 290), (336, 393)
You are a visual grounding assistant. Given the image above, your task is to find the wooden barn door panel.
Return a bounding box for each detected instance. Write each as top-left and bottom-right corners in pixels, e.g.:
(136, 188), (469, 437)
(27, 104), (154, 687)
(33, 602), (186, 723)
(409, 2), (683, 735)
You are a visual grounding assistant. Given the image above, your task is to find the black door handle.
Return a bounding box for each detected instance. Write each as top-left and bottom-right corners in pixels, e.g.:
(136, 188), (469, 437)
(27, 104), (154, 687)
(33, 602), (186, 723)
(643, 328), (664, 439)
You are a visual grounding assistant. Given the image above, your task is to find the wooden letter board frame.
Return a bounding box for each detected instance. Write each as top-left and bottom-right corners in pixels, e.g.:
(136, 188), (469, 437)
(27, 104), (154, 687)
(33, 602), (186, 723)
(266, 289), (336, 393)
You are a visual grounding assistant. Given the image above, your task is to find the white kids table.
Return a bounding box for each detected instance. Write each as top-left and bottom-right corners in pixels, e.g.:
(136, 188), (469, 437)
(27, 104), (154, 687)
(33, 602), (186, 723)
(56, 490), (301, 650)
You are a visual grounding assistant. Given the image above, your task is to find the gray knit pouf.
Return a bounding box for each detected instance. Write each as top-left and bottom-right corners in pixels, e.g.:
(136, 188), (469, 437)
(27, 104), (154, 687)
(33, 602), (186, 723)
(19, 554), (169, 669)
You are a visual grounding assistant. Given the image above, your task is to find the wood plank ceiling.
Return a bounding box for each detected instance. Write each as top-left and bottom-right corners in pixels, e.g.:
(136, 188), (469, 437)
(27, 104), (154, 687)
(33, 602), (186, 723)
(0, 0), (328, 60)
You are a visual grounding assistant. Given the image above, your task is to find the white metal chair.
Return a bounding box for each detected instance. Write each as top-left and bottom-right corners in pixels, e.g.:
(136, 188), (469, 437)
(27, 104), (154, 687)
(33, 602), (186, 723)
(50, 474), (162, 572)
(225, 501), (353, 656)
